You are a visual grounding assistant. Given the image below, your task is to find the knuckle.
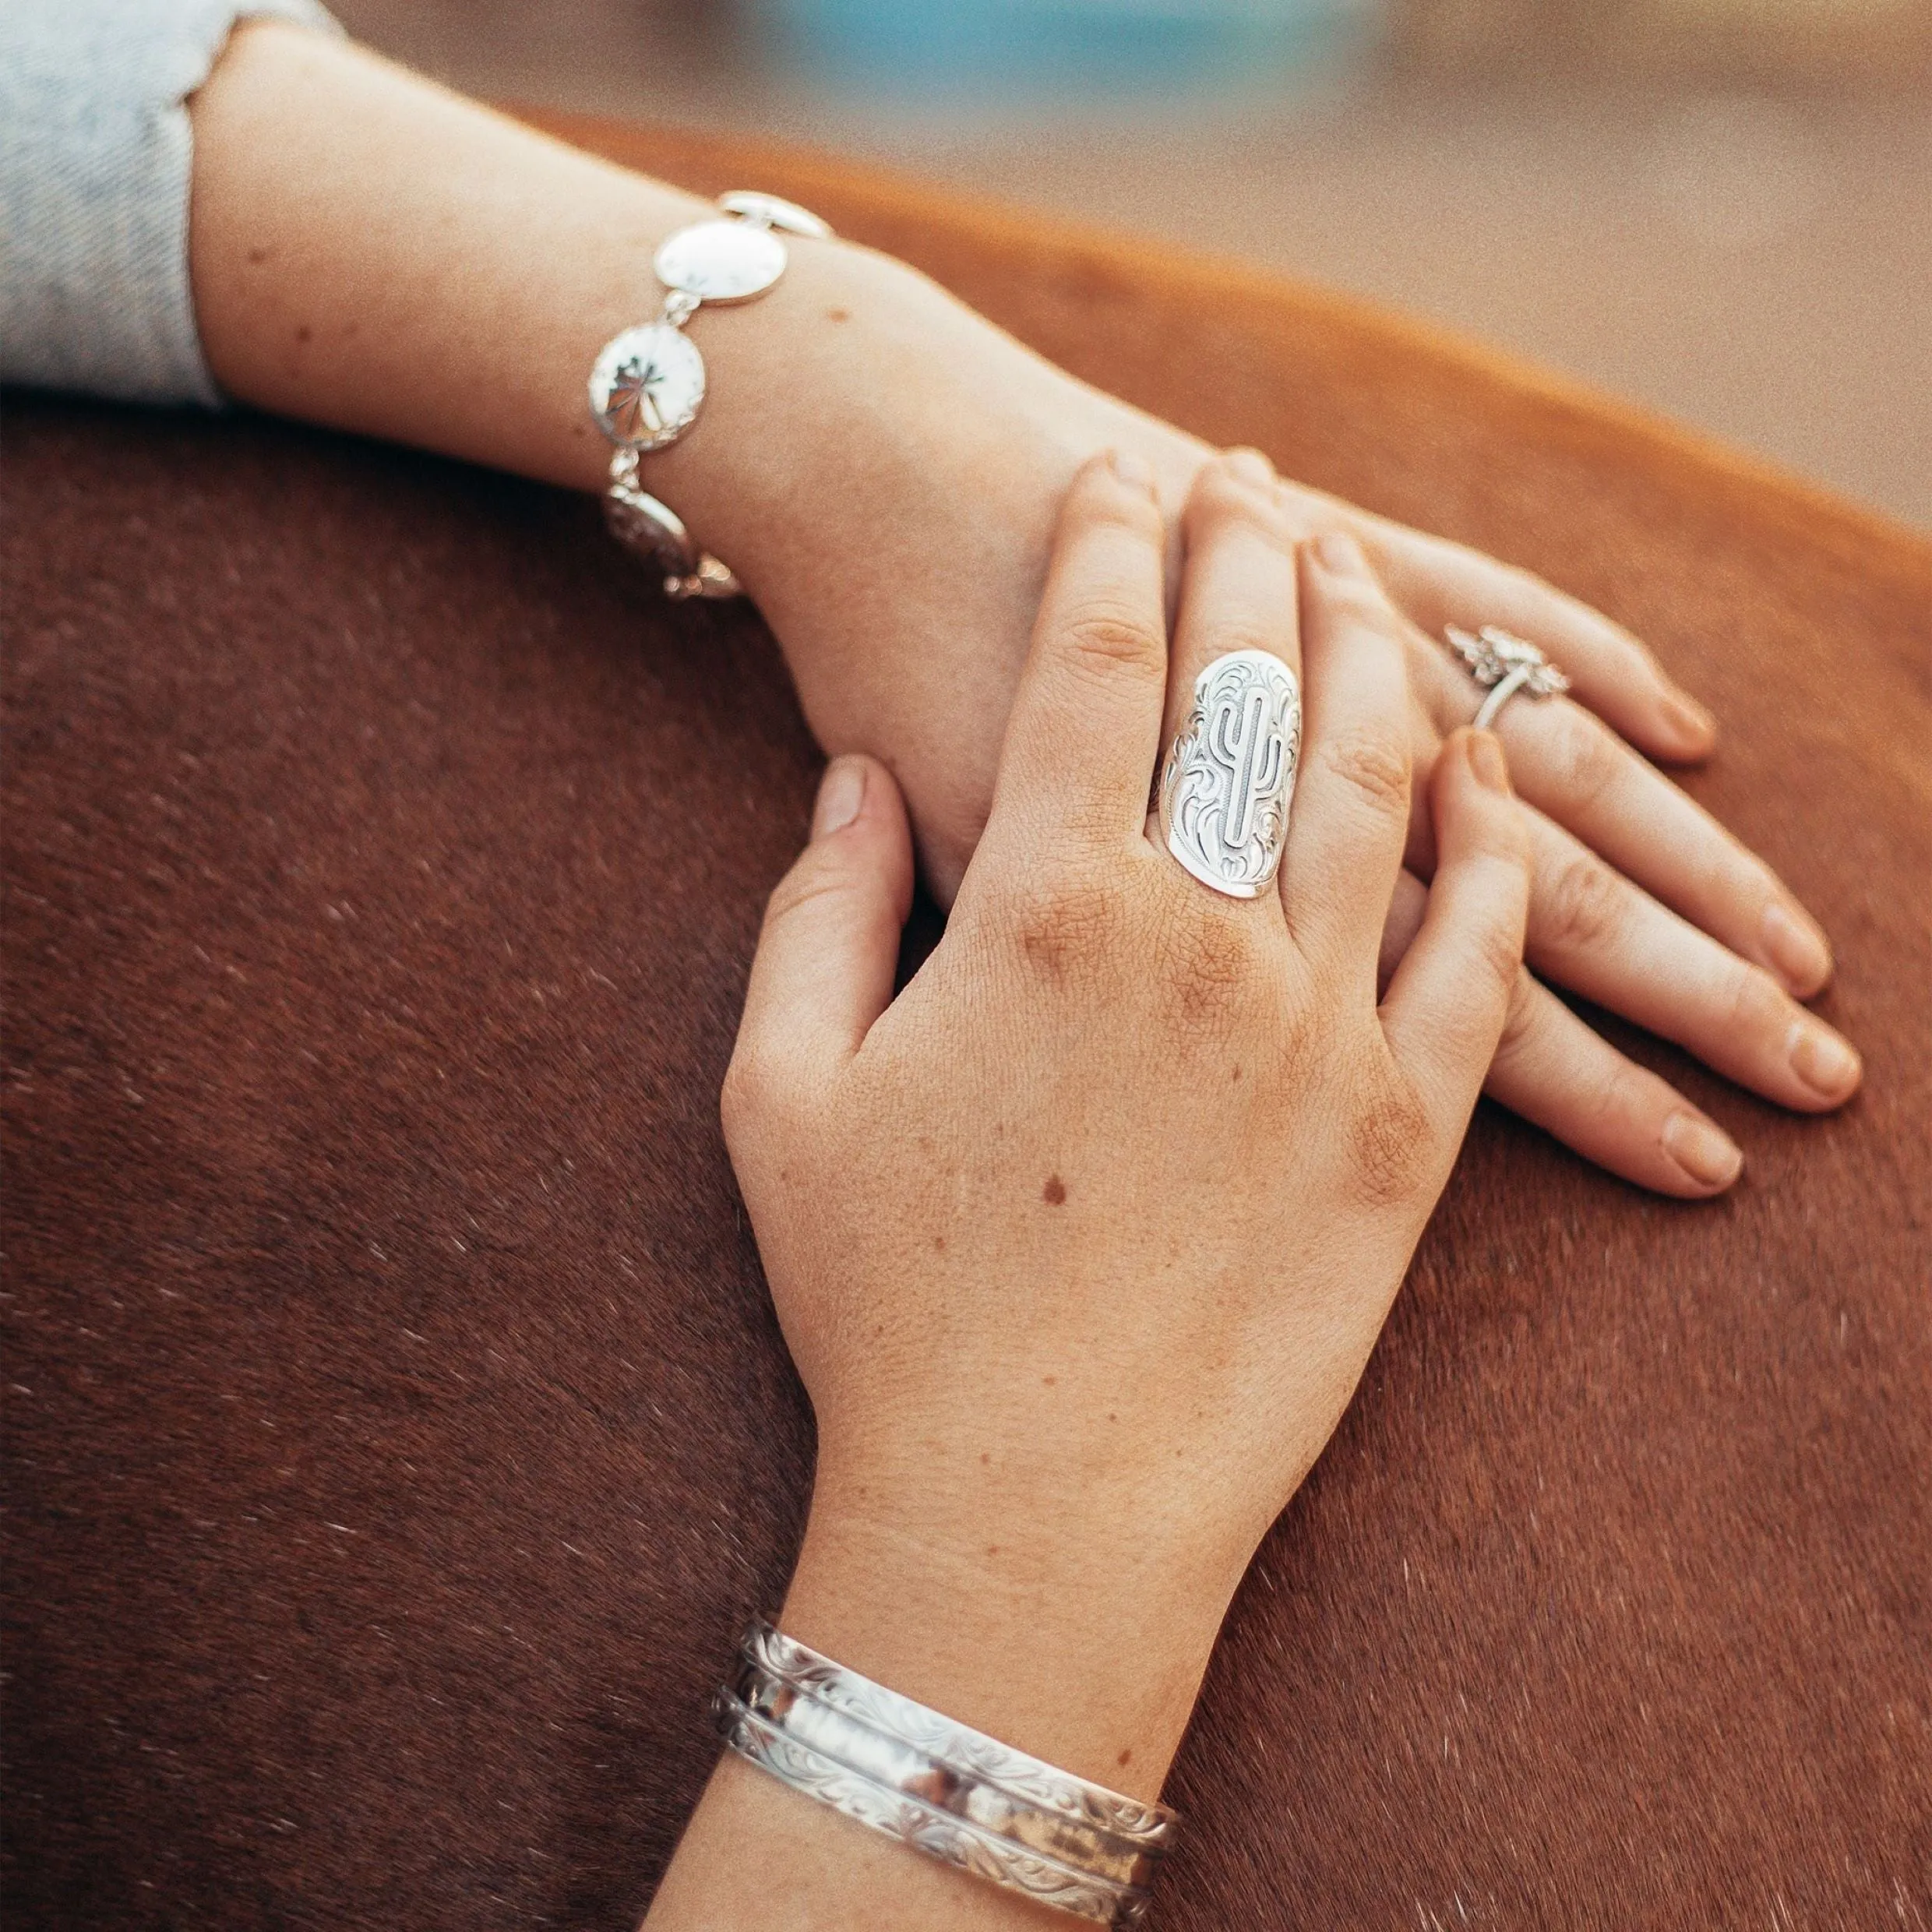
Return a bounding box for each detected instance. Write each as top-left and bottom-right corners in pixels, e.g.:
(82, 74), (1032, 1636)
(1323, 726), (1412, 820)
(1186, 464), (1293, 546)
(760, 857), (847, 932)
(1719, 958), (1790, 1039)
(1193, 618), (1292, 668)
(1005, 865), (1134, 986)
(1152, 901), (1267, 1030)
(1550, 707), (1623, 810)
(1495, 966), (1542, 1057)
(719, 1044), (777, 1147)
(1541, 851), (1627, 955)
(1068, 466), (1165, 538)
(1345, 1072), (1433, 1210)
(1059, 601), (1164, 683)
(1472, 903), (1529, 1003)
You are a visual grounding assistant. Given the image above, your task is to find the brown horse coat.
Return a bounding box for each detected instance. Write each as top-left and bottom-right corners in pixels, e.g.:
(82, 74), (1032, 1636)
(5, 118), (1928, 1928)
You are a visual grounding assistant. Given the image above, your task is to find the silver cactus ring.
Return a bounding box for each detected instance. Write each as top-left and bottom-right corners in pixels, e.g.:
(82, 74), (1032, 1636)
(1157, 648), (1302, 900)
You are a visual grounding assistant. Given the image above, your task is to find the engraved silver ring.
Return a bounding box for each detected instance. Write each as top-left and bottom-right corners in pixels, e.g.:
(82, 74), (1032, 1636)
(1157, 648), (1302, 900)
(1444, 624), (1571, 730)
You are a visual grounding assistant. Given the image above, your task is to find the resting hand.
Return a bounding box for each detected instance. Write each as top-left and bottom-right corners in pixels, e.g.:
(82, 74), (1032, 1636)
(646, 453), (1531, 1926)
(187, 24), (1860, 1207)
(661, 251), (1858, 1200)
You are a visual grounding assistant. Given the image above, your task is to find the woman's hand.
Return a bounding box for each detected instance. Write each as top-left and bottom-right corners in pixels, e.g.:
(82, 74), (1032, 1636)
(660, 251), (1859, 1201)
(188, 23), (1859, 1209)
(646, 453), (1532, 1927)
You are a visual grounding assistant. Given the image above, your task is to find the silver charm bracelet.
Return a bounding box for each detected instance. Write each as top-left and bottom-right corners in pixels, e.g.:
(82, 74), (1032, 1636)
(713, 1620), (1177, 1926)
(587, 191), (832, 601)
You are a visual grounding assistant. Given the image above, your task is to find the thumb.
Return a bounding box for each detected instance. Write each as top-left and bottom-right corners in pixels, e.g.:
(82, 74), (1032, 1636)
(732, 756), (915, 1104)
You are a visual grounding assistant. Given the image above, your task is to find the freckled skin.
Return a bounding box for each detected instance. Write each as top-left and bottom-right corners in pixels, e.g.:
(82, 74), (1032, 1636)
(700, 462), (1538, 1920)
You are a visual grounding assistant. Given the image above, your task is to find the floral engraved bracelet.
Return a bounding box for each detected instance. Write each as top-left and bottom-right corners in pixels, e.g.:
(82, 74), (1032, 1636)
(587, 191), (832, 601)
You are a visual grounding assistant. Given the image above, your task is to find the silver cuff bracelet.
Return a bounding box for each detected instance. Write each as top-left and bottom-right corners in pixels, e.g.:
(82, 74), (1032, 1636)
(713, 1619), (1176, 1926)
(587, 191), (833, 601)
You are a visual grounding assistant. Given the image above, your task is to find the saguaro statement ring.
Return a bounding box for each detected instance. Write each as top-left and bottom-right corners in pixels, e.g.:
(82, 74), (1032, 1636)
(1158, 649), (1302, 899)
(1444, 623), (1571, 730)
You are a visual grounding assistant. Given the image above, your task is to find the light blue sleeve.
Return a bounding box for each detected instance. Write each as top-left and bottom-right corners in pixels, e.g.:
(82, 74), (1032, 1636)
(0, 0), (341, 407)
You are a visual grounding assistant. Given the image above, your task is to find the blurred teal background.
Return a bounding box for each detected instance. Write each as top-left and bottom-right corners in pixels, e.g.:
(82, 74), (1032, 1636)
(325, 0), (1932, 528)
(755, 0), (1374, 96)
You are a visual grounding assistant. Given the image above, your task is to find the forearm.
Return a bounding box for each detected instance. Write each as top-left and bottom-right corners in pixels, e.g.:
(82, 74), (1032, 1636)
(185, 23), (1077, 665)
(186, 19), (922, 531)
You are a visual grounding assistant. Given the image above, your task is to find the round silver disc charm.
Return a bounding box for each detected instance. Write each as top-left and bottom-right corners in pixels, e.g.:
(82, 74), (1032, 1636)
(588, 323), (706, 450)
(717, 191), (834, 240)
(654, 220), (788, 304)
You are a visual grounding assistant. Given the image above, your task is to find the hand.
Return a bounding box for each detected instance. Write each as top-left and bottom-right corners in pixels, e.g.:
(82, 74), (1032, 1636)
(731, 450), (1528, 1793)
(660, 249), (1860, 1200)
(647, 454), (1532, 1925)
(185, 26), (1859, 1206)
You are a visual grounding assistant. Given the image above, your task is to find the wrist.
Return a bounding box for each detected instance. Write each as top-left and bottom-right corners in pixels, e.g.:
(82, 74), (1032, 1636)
(636, 237), (940, 573)
(779, 1447), (1246, 1803)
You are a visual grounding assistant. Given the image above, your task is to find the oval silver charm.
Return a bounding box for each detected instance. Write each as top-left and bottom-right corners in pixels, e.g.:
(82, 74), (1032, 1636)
(1158, 649), (1301, 899)
(605, 470), (700, 577)
(588, 323), (706, 450)
(717, 191), (834, 240)
(654, 220), (788, 304)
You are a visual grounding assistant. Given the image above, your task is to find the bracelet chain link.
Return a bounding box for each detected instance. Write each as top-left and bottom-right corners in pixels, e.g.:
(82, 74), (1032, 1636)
(587, 192), (834, 601)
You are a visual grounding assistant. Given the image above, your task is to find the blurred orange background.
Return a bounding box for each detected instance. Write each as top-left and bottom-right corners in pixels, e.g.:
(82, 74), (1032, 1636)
(333, 0), (1930, 526)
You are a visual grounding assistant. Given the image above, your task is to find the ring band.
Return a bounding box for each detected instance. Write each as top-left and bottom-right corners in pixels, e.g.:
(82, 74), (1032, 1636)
(1157, 648), (1301, 899)
(1444, 624), (1571, 729)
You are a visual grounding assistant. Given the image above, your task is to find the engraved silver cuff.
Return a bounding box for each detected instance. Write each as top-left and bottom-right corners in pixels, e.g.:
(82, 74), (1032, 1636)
(587, 192), (834, 600)
(1158, 647), (1302, 898)
(714, 1620), (1175, 1926)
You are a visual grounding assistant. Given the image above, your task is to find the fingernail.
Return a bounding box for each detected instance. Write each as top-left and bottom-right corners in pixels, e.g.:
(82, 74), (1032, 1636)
(1107, 449), (1155, 493)
(1225, 447), (1274, 485)
(812, 757), (866, 839)
(1661, 692), (1716, 746)
(1314, 530), (1366, 575)
(1788, 1019), (1861, 1102)
(1761, 901), (1832, 995)
(1662, 1111), (1743, 1190)
(1467, 729), (1511, 795)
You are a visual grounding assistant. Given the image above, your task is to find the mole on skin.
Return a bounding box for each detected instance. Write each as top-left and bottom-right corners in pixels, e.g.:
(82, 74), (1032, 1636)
(1042, 1175), (1066, 1205)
